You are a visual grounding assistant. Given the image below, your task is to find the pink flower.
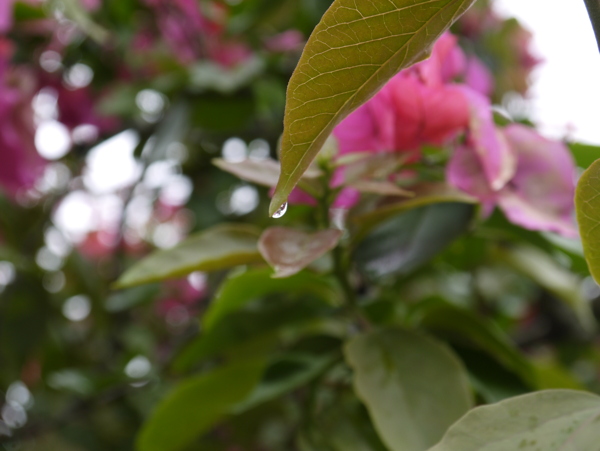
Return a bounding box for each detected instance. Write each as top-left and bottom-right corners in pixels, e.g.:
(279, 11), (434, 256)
(333, 33), (470, 157)
(264, 30), (305, 53)
(0, 40), (45, 198)
(0, 0), (15, 33)
(447, 123), (577, 237)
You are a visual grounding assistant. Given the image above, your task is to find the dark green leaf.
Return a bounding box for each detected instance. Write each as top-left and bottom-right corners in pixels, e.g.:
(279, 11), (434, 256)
(345, 328), (473, 451)
(355, 203), (474, 279)
(569, 142), (600, 169)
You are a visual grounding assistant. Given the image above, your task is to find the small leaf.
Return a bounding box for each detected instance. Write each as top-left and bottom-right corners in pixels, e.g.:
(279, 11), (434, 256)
(115, 224), (263, 288)
(136, 359), (265, 451)
(569, 142), (600, 169)
(259, 227), (343, 278)
(427, 390), (600, 451)
(350, 180), (413, 197)
(213, 158), (283, 187)
(355, 202), (474, 279)
(212, 158), (323, 194)
(203, 268), (340, 331)
(269, 0), (477, 216)
(576, 159), (600, 283)
(345, 328), (473, 451)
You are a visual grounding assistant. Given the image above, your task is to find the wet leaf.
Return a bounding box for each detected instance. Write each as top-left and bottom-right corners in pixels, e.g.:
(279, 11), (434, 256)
(269, 0), (477, 216)
(115, 224), (263, 288)
(345, 328), (472, 451)
(427, 390), (600, 451)
(137, 359), (265, 451)
(259, 227), (343, 278)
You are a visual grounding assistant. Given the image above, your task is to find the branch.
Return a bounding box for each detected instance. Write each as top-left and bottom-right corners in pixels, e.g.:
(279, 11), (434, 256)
(585, 0), (600, 53)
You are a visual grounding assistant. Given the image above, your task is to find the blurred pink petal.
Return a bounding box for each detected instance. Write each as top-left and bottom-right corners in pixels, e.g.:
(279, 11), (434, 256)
(459, 86), (515, 190)
(0, 0), (15, 33)
(264, 30), (304, 53)
(497, 125), (577, 237)
(465, 56), (494, 97)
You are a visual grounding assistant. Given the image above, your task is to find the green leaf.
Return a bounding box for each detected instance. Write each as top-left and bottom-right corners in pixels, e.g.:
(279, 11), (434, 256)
(412, 299), (534, 386)
(344, 328), (473, 451)
(259, 227), (343, 278)
(203, 268), (340, 331)
(576, 159), (600, 283)
(569, 142), (600, 169)
(173, 296), (332, 373)
(105, 284), (160, 312)
(427, 390), (600, 451)
(136, 359), (265, 451)
(115, 224), (263, 288)
(352, 183), (477, 240)
(355, 202), (474, 279)
(269, 0), (477, 216)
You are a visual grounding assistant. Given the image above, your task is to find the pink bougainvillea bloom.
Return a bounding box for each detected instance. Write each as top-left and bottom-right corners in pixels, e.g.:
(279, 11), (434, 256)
(497, 124), (577, 237)
(448, 123), (577, 237)
(333, 32), (470, 157)
(0, 0), (15, 33)
(0, 40), (45, 197)
(464, 56), (494, 97)
(264, 30), (305, 53)
(457, 86), (515, 191)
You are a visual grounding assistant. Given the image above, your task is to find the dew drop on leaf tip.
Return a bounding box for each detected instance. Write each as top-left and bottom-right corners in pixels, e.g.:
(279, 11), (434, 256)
(272, 202), (288, 219)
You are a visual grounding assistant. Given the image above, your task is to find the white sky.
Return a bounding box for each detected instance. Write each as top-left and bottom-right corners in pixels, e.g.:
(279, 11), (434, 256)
(495, 0), (600, 145)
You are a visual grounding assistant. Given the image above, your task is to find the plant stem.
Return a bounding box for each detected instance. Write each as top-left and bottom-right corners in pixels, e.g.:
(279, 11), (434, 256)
(585, 0), (600, 53)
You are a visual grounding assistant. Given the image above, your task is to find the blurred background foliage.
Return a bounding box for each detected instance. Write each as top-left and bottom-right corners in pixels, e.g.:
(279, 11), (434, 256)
(1, 0), (600, 450)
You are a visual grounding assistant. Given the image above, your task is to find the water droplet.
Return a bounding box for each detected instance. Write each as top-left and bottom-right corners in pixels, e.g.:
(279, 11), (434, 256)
(272, 202), (288, 219)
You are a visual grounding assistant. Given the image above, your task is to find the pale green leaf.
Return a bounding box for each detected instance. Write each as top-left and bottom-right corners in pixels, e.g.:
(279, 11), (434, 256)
(115, 224), (263, 288)
(576, 159), (600, 283)
(427, 390), (600, 451)
(344, 328), (473, 451)
(269, 0), (477, 216)
(136, 359), (264, 451)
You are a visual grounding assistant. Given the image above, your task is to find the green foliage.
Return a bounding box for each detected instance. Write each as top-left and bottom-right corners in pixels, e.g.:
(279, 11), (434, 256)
(428, 390), (600, 451)
(576, 159), (600, 284)
(115, 224), (263, 288)
(137, 359), (265, 451)
(345, 328), (473, 451)
(269, 0), (478, 215)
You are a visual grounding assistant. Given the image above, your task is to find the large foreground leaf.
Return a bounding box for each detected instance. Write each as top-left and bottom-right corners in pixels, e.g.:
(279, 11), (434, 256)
(115, 224), (262, 288)
(269, 0), (477, 216)
(137, 359), (265, 451)
(428, 390), (600, 451)
(576, 159), (600, 283)
(345, 328), (472, 451)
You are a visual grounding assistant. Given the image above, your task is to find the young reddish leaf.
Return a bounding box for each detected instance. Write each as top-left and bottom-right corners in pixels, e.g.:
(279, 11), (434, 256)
(258, 227), (343, 278)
